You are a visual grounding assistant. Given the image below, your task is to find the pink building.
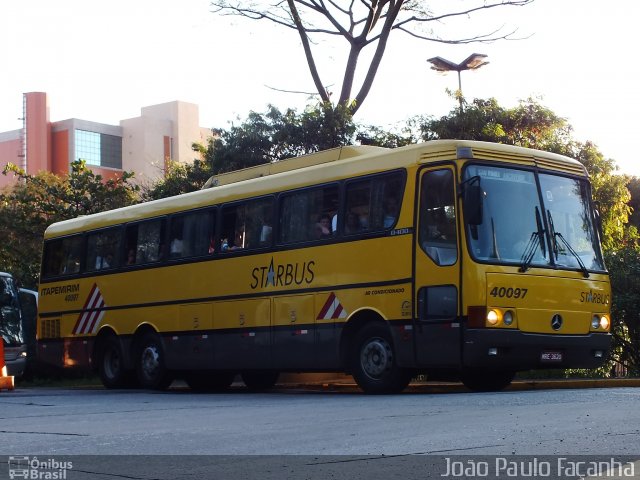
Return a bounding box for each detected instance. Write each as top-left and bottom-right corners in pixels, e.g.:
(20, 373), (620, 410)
(0, 92), (212, 190)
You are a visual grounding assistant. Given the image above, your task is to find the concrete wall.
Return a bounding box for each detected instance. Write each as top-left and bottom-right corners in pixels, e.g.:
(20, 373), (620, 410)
(0, 94), (212, 189)
(121, 114), (172, 184)
(121, 100), (211, 185)
(0, 130), (22, 190)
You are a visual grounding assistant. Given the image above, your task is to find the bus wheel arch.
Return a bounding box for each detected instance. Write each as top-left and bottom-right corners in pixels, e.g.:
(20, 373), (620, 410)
(339, 309), (380, 368)
(93, 327), (136, 388)
(132, 325), (173, 390)
(340, 310), (412, 394)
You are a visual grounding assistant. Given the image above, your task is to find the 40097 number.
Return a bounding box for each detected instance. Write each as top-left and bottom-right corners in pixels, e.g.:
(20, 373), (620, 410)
(489, 287), (528, 299)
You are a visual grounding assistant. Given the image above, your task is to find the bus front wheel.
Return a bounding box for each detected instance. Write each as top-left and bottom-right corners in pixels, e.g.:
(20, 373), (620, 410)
(350, 323), (412, 394)
(460, 369), (515, 392)
(136, 332), (173, 390)
(98, 336), (136, 389)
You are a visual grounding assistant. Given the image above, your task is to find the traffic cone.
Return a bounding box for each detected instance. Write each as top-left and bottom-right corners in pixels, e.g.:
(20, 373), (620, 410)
(0, 340), (15, 391)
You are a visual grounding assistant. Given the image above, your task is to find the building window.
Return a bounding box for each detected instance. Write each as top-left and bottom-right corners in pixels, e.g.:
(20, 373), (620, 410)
(75, 129), (122, 169)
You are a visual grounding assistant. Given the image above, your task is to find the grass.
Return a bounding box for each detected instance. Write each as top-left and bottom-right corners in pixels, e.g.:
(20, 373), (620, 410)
(15, 369), (101, 388)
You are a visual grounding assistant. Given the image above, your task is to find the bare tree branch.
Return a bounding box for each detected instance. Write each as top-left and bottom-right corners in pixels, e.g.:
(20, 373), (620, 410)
(396, 25), (526, 44)
(264, 84), (331, 96)
(210, 0), (535, 113)
(287, 0), (331, 103)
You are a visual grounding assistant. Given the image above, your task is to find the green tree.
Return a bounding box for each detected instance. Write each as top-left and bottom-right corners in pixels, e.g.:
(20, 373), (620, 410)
(211, 1), (532, 114)
(0, 160), (139, 288)
(208, 102), (356, 174)
(356, 118), (422, 148)
(605, 245), (640, 376)
(627, 176), (640, 230)
(421, 96), (571, 147)
(142, 157), (214, 200)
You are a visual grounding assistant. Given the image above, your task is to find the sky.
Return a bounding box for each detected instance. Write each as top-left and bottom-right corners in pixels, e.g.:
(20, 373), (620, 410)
(1, 0), (638, 176)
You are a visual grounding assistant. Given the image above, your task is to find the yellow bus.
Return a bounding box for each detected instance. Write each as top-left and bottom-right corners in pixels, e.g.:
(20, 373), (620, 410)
(36, 140), (611, 393)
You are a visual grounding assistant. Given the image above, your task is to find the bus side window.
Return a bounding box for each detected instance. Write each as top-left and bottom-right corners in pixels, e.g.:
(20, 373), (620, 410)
(221, 198), (273, 252)
(344, 171), (404, 235)
(86, 227), (121, 271)
(125, 219), (166, 265)
(42, 235), (84, 277)
(169, 208), (216, 259)
(278, 185), (338, 244)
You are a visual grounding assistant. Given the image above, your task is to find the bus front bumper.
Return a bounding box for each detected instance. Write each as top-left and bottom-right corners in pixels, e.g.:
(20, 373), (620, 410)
(463, 329), (612, 370)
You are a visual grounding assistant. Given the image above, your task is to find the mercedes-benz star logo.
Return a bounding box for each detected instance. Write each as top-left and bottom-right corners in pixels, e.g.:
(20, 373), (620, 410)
(551, 314), (563, 331)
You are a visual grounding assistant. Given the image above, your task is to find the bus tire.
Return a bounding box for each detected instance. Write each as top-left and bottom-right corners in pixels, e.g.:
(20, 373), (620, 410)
(350, 323), (412, 394)
(136, 332), (173, 390)
(460, 369), (515, 392)
(185, 371), (235, 392)
(98, 336), (136, 389)
(242, 371), (279, 392)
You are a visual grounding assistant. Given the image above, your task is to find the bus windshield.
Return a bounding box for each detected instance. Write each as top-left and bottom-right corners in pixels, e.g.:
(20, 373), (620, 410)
(0, 274), (24, 346)
(464, 165), (605, 272)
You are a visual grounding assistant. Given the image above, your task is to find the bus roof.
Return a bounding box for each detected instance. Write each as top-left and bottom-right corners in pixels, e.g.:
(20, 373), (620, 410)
(44, 140), (586, 239)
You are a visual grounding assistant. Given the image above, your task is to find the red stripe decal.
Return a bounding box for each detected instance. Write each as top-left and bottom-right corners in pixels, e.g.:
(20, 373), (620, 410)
(317, 292), (336, 320)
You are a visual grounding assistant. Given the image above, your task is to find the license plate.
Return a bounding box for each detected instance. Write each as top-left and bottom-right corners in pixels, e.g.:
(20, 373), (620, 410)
(541, 351), (563, 362)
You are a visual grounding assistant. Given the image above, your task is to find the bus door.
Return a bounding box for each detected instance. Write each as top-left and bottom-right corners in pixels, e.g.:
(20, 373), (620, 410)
(413, 167), (461, 367)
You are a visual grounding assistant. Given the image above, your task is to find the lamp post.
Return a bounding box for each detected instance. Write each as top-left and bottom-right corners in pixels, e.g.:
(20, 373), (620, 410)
(427, 53), (489, 114)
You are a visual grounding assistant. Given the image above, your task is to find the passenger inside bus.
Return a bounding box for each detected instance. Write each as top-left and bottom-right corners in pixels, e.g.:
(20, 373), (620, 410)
(314, 214), (332, 238)
(344, 211), (360, 234)
(223, 230), (245, 251)
(383, 196), (399, 228)
(95, 253), (113, 269)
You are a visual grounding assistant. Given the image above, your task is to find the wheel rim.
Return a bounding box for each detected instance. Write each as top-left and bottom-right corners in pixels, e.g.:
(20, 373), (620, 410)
(103, 346), (120, 380)
(360, 337), (393, 379)
(141, 345), (161, 380)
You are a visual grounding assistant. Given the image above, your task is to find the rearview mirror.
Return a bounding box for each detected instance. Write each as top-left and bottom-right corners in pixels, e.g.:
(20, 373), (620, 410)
(463, 184), (483, 226)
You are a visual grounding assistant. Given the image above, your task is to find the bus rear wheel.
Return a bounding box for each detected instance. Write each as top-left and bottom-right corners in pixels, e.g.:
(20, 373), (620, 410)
(242, 371), (279, 392)
(350, 323), (412, 394)
(460, 369), (515, 392)
(185, 371), (235, 392)
(136, 332), (173, 390)
(98, 336), (136, 389)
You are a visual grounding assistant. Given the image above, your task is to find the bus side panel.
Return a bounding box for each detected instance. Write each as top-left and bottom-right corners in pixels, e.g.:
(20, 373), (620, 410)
(213, 299), (271, 370)
(314, 292), (342, 370)
(166, 303), (214, 370)
(272, 295), (316, 369)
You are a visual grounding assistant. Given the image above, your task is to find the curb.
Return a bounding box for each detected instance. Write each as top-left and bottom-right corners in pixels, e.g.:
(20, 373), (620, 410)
(274, 378), (640, 394)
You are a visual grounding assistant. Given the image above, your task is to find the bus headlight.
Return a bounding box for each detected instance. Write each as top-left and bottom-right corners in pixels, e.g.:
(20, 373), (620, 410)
(503, 310), (514, 326)
(487, 309), (500, 326)
(591, 314), (610, 331)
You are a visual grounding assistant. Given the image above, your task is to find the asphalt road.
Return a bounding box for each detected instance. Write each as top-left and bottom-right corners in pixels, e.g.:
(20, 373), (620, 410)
(1, 385), (639, 479)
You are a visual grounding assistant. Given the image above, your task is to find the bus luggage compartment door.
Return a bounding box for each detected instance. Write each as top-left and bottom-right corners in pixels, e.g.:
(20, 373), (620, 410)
(272, 295), (318, 369)
(213, 299), (271, 370)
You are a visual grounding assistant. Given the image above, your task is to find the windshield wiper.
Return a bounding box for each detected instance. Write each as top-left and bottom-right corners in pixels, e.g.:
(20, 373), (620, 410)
(547, 210), (590, 278)
(547, 209), (558, 260)
(520, 207), (546, 273)
(554, 231), (590, 278)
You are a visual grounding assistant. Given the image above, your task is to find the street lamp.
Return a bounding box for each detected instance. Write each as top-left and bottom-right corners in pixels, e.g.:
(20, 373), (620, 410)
(427, 53), (489, 114)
